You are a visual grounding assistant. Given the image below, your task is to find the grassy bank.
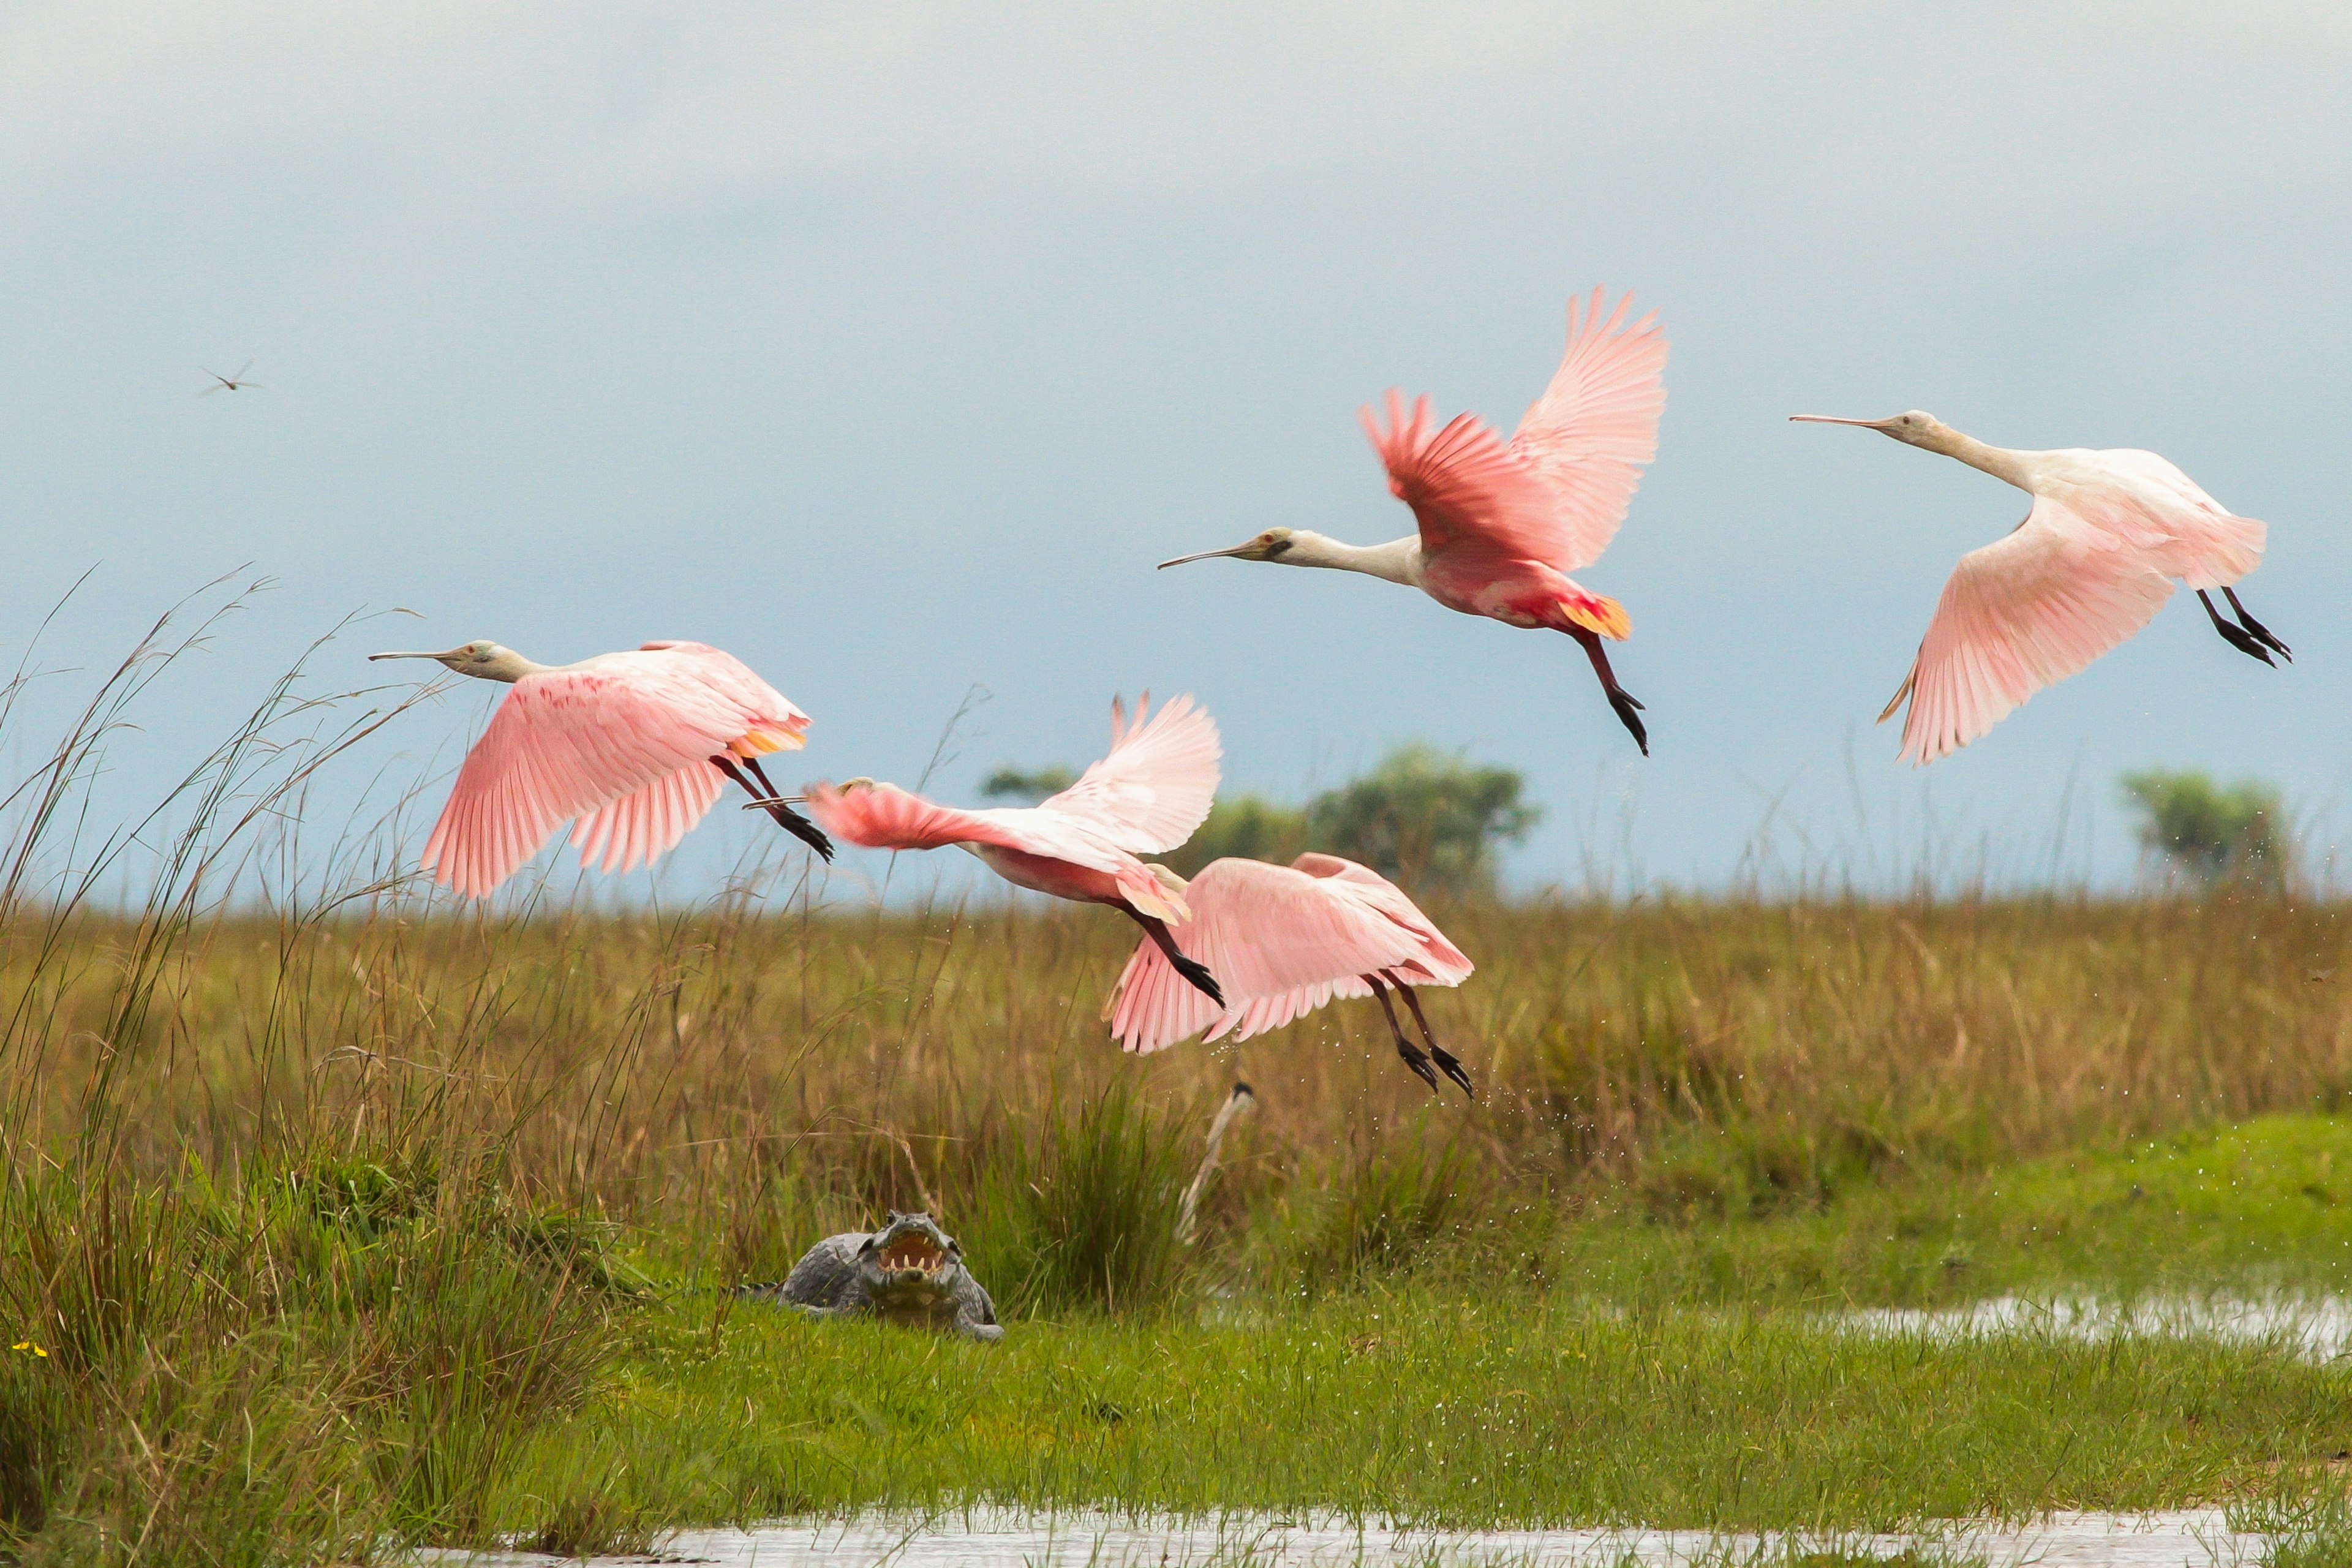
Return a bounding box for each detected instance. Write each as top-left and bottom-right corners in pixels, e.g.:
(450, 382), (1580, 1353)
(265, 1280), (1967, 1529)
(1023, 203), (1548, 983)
(517, 1288), (2352, 1536)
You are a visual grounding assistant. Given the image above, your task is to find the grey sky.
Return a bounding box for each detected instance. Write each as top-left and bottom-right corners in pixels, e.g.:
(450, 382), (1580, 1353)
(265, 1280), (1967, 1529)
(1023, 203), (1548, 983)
(4, 2), (2348, 897)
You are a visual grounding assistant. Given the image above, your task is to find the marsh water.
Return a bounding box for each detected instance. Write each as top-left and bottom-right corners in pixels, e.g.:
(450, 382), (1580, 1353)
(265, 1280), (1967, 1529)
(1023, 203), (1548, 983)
(426, 1509), (2271, 1567)
(430, 1297), (2352, 1568)
(1834, 1293), (2352, 1359)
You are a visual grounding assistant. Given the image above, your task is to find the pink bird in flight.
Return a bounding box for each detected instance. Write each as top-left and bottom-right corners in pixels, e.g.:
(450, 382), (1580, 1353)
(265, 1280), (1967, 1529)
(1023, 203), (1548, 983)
(1161, 285), (1668, 754)
(1791, 410), (2289, 764)
(801, 695), (1227, 1005)
(369, 638), (831, 896)
(1106, 853), (1476, 1097)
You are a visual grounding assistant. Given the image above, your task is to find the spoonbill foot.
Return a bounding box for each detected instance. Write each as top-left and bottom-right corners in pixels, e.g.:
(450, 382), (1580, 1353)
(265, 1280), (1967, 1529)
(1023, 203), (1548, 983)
(2198, 590), (2275, 666)
(713, 754), (836, 861)
(1394, 1038), (1442, 1094)
(1570, 625), (1651, 755)
(2222, 587), (2292, 662)
(1170, 952), (1226, 1008)
(1607, 687), (1650, 756)
(1367, 974), (1442, 1096)
(1395, 979), (1475, 1099)
(1127, 908), (1226, 1006)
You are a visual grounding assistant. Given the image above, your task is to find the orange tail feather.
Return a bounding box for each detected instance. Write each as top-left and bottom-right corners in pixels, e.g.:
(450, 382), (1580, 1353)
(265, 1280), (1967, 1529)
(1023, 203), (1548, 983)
(1560, 594), (1632, 641)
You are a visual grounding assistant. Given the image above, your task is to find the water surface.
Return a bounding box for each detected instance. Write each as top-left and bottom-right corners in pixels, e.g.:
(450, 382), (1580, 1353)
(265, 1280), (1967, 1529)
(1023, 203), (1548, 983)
(427, 1508), (2268, 1567)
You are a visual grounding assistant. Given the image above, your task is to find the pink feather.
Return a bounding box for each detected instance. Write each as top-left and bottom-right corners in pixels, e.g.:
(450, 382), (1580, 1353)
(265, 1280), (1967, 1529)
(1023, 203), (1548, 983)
(1106, 854), (1472, 1055)
(419, 641), (809, 897)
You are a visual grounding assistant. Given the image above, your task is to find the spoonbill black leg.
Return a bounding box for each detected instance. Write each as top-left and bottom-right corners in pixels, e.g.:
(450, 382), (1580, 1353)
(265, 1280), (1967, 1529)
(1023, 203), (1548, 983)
(1365, 973), (1441, 1094)
(1392, 977), (1474, 1099)
(1123, 908), (1224, 1006)
(712, 754), (835, 861)
(2197, 590), (2275, 666)
(1569, 626), (1648, 755)
(741, 753), (837, 843)
(2221, 587), (2292, 662)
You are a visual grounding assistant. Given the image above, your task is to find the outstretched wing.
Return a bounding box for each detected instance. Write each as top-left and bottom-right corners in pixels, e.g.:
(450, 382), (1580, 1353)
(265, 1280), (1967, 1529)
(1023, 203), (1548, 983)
(422, 666), (752, 897)
(1888, 496), (2175, 766)
(568, 763), (727, 876)
(1507, 286), (1668, 572)
(1039, 693), (1221, 853)
(1286, 854), (1474, 986)
(1105, 858), (1434, 1055)
(802, 780), (1185, 919)
(1361, 390), (1559, 571)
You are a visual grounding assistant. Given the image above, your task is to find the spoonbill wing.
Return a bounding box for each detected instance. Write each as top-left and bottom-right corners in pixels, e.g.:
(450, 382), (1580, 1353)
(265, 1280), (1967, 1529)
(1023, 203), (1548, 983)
(1361, 391), (1559, 570)
(1038, 693), (1221, 853)
(1889, 496), (2175, 766)
(569, 763), (726, 875)
(1507, 287), (1668, 573)
(637, 641), (811, 754)
(1286, 854), (1473, 985)
(422, 660), (777, 897)
(1105, 857), (1447, 1055)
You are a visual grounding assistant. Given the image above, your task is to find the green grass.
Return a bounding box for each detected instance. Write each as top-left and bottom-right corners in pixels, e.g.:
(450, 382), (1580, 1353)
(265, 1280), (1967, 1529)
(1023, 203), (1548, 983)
(1547, 1112), (2352, 1308)
(473, 1112), (2352, 1542)
(492, 1287), (2351, 1535)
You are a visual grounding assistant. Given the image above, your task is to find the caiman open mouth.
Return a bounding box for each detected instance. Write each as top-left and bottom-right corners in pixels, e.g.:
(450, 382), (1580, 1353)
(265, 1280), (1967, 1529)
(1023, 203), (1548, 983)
(878, 1234), (947, 1272)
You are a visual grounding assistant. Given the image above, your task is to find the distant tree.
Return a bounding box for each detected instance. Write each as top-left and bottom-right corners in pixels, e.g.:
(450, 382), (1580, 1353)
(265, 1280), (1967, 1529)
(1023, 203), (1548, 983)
(978, 764), (1077, 805)
(2119, 768), (2288, 890)
(1160, 796), (1308, 878)
(1303, 742), (1540, 897)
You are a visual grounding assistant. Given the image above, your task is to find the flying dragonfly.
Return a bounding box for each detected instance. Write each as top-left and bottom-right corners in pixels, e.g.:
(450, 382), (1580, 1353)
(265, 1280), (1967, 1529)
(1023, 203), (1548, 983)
(200, 361), (263, 395)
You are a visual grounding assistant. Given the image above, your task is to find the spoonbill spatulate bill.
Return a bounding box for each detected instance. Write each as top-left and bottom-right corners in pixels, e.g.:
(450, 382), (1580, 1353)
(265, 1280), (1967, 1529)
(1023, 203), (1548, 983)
(801, 694), (1229, 1005)
(369, 638), (831, 896)
(1105, 853), (1476, 1096)
(1161, 285), (1667, 754)
(1791, 412), (2289, 765)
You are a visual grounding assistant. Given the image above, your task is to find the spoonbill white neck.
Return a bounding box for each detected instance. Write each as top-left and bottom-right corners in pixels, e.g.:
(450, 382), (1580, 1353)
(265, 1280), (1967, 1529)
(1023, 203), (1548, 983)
(1158, 527), (1419, 587)
(1789, 410), (2034, 490)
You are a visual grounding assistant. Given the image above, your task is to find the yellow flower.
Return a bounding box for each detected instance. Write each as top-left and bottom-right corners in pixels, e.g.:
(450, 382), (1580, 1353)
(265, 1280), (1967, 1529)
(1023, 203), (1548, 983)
(10, 1340), (47, 1357)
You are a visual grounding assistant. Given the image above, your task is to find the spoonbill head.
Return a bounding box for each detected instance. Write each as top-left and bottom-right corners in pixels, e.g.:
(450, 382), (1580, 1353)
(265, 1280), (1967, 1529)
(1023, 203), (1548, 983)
(1789, 411), (1965, 456)
(369, 641), (546, 683)
(1159, 527), (1312, 568)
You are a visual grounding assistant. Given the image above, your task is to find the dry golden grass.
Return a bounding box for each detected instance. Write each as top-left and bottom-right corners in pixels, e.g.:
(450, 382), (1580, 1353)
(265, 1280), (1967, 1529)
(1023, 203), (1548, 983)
(15, 888), (2352, 1255)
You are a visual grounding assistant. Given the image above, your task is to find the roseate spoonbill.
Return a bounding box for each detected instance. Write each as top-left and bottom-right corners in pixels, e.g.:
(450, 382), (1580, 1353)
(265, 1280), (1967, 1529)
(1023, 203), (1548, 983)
(200, 361), (262, 394)
(801, 695), (1227, 1005)
(1161, 286), (1667, 753)
(369, 638), (831, 896)
(1105, 853), (1476, 1097)
(1791, 411), (2290, 765)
